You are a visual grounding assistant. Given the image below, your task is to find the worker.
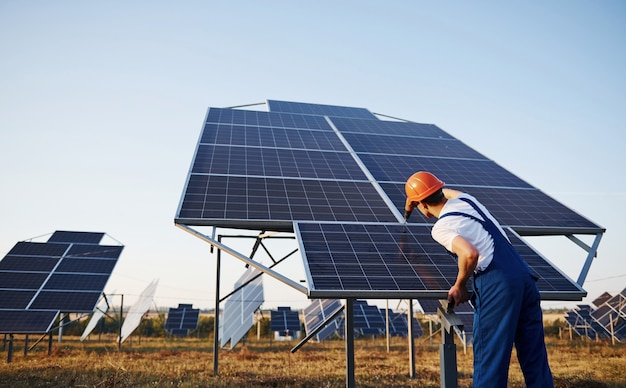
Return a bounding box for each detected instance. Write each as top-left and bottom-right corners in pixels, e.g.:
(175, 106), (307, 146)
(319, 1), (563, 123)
(404, 171), (553, 388)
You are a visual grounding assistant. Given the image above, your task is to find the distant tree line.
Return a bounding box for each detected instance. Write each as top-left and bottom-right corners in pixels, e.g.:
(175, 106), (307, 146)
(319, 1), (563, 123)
(61, 312), (567, 341)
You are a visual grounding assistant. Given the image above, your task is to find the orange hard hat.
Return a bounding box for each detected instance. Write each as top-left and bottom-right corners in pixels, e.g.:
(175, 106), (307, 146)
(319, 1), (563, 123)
(405, 171), (445, 211)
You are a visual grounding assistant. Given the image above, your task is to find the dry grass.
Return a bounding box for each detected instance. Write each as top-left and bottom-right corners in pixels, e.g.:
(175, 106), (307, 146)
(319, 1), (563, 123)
(1, 335), (625, 387)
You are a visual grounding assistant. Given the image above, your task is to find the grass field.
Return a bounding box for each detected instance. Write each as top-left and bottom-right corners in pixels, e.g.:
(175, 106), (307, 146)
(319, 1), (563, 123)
(1, 334), (625, 387)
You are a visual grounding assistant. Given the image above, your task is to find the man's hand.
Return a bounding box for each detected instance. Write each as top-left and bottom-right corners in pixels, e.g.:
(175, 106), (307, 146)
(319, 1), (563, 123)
(448, 284), (470, 307)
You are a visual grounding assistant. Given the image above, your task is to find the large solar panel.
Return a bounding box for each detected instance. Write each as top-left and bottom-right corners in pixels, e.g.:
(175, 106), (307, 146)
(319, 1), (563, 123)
(296, 222), (586, 300)
(176, 100), (603, 306)
(176, 100), (602, 235)
(0, 231), (123, 334)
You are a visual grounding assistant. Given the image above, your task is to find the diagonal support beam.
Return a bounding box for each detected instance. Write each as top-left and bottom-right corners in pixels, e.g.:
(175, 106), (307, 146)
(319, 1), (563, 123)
(576, 232), (603, 286)
(176, 223), (308, 295)
(291, 303), (345, 353)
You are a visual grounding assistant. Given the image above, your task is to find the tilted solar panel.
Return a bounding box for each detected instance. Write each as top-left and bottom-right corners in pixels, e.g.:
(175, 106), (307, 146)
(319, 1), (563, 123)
(219, 267), (264, 349)
(0, 234), (123, 314)
(176, 100), (603, 306)
(296, 222), (585, 301)
(303, 299), (343, 342)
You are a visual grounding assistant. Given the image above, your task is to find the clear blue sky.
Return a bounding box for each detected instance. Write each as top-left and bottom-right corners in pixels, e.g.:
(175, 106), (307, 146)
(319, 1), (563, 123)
(1, 1), (625, 312)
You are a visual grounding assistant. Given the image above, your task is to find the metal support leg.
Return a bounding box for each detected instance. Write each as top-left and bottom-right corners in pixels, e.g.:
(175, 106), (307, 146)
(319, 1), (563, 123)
(214, 240), (222, 376)
(345, 299), (355, 388)
(7, 334), (13, 363)
(408, 299), (416, 378)
(438, 300), (462, 388)
(440, 328), (458, 388)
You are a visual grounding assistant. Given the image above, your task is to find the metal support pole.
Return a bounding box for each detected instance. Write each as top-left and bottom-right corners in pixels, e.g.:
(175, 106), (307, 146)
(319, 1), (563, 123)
(58, 313), (64, 342)
(7, 334), (13, 363)
(345, 299), (355, 388)
(437, 300), (462, 388)
(213, 239), (222, 376)
(23, 334), (28, 356)
(118, 295), (123, 351)
(440, 328), (458, 388)
(48, 332), (53, 355)
(408, 299), (416, 378)
(386, 299), (390, 352)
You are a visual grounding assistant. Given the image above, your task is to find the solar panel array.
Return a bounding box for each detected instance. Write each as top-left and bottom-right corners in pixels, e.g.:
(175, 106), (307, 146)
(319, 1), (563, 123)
(270, 306), (301, 337)
(564, 288), (626, 342)
(219, 267), (264, 349)
(336, 300), (423, 338)
(384, 309), (424, 338)
(0, 231), (123, 334)
(165, 303), (200, 336)
(302, 299), (421, 340)
(175, 100), (602, 303)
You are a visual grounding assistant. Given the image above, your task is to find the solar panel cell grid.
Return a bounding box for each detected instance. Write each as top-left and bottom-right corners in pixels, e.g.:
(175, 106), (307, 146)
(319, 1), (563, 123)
(207, 107), (333, 131)
(298, 222), (586, 300)
(0, 290), (37, 309)
(55, 258), (118, 274)
(192, 145), (365, 180)
(342, 132), (486, 159)
(0, 310), (59, 334)
(0, 256), (60, 272)
(30, 291), (101, 311)
(268, 100), (377, 120)
(48, 231), (104, 244)
(358, 154), (532, 188)
(330, 117), (453, 138)
(8, 242), (69, 257)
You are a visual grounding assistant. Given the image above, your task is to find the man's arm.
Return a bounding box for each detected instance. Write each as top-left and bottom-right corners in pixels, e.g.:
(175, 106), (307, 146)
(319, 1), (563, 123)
(448, 235), (479, 306)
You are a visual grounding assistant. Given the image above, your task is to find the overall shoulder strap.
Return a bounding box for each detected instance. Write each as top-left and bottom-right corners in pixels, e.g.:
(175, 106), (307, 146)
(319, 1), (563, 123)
(438, 211), (484, 225)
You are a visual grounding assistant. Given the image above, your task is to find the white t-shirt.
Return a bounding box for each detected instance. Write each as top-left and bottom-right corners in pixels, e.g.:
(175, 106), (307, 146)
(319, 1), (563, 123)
(431, 193), (508, 273)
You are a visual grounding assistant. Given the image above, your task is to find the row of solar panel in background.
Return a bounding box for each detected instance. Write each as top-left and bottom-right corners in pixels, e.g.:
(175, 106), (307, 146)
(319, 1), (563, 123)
(565, 288), (626, 342)
(177, 102), (602, 234)
(303, 299), (423, 341)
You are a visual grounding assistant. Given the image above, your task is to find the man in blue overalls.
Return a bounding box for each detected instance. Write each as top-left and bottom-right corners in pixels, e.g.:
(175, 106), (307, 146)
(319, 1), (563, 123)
(404, 171), (553, 387)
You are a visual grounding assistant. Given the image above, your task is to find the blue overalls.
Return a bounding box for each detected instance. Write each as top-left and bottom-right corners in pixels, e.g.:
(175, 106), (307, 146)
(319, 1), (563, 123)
(439, 198), (553, 388)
